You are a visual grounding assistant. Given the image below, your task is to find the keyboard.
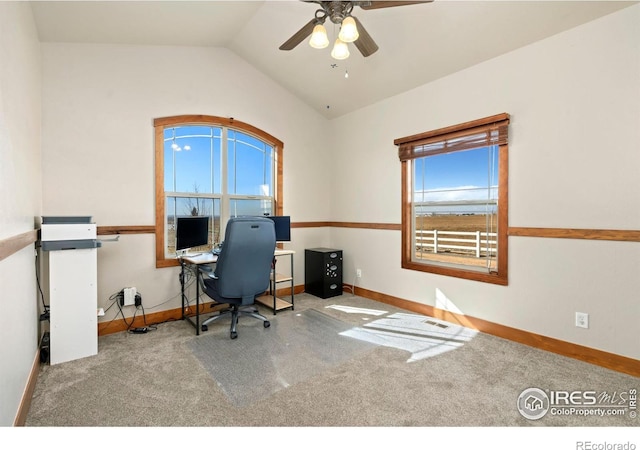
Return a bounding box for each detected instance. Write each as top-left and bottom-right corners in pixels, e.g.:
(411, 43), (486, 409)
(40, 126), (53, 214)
(183, 253), (216, 264)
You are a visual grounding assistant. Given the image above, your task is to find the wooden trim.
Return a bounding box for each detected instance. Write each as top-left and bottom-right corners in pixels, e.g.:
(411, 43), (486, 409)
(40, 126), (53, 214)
(87, 222), (640, 249)
(401, 160), (412, 266)
(292, 221), (400, 230)
(97, 225), (155, 235)
(349, 285), (640, 377)
(275, 283), (306, 298)
(328, 222), (401, 230)
(92, 223), (640, 243)
(292, 221), (332, 228)
(156, 258), (180, 269)
(14, 350), (40, 426)
(155, 124), (165, 268)
(402, 260), (508, 285)
(0, 230), (37, 262)
(509, 227), (640, 242)
(496, 141), (509, 280)
(291, 222), (640, 243)
(276, 142), (283, 217)
(353, 286), (640, 377)
(153, 115), (283, 148)
(96, 221), (398, 232)
(98, 300), (225, 336)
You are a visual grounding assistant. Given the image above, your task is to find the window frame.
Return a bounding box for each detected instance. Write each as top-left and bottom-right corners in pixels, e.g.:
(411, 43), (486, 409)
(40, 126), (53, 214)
(395, 113), (510, 285)
(154, 115), (283, 268)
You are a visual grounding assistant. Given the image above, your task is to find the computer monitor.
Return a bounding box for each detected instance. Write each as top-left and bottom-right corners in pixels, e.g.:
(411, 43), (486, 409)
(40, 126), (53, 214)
(266, 215), (291, 242)
(175, 216), (209, 252)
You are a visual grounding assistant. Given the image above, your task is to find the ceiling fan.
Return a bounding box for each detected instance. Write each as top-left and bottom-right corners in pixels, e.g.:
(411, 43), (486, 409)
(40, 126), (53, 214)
(279, 1), (433, 59)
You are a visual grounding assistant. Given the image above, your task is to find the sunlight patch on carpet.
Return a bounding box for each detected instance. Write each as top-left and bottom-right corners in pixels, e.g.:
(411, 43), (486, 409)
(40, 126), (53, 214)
(340, 312), (478, 362)
(324, 304), (388, 316)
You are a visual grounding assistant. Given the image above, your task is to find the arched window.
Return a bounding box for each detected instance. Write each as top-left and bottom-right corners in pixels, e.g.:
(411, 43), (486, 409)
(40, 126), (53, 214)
(154, 115), (283, 268)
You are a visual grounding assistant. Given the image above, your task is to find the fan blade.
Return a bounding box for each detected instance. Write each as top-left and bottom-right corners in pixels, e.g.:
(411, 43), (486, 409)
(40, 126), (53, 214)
(279, 18), (317, 51)
(352, 16), (378, 57)
(360, 1), (433, 10)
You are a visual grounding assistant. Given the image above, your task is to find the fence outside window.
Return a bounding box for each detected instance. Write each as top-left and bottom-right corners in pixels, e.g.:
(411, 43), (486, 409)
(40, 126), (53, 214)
(415, 229), (497, 257)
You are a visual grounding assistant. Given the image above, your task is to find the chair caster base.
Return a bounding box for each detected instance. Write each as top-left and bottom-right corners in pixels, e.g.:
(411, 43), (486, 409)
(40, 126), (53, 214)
(201, 325), (208, 332)
(264, 321), (270, 328)
(230, 331), (238, 339)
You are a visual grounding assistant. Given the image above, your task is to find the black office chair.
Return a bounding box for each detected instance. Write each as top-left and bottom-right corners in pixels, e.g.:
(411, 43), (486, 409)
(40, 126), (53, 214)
(200, 217), (276, 339)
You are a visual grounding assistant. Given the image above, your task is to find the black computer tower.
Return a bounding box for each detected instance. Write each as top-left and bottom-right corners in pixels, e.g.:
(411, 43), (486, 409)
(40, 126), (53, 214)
(305, 248), (343, 299)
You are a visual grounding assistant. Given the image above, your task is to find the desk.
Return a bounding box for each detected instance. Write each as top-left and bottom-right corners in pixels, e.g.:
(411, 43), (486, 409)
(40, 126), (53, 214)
(179, 249), (295, 334)
(179, 253), (217, 336)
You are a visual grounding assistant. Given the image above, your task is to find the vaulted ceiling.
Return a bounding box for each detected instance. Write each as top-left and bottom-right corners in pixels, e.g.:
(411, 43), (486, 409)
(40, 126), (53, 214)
(29, 1), (635, 118)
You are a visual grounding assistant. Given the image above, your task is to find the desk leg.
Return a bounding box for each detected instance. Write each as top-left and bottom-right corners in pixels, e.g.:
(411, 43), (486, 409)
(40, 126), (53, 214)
(180, 260), (202, 335)
(272, 258), (277, 315)
(180, 260), (186, 320)
(272, 271), (277, 315)
(195, 269), (200, 335)
(290, 253), (294, 310)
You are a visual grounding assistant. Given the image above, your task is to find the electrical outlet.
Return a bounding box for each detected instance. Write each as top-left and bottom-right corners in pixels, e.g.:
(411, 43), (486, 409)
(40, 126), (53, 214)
(356, 269), (362, 278)
(123, 287), (137, 306)
(575, 312), (589, 329)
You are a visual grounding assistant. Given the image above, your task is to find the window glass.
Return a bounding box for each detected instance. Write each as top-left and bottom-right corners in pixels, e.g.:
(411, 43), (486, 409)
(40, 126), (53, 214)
(155, 116), (283, 266)
(228, 129), (273, 196)
(396, 113), (509, 285)
(412, 146), (498, 272)
(229, 199), (273, 218)
(165, 197), (220, 253)
(164, 126), (221, 194)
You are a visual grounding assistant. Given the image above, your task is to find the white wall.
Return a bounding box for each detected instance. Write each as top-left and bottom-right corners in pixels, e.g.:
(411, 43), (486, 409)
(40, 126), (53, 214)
(5, 0), (633, 429)
(41, 44), (331, 322)
(0, 2), (42, 426)
(37, 3), (639, 366)
(328, 5), (640, 360)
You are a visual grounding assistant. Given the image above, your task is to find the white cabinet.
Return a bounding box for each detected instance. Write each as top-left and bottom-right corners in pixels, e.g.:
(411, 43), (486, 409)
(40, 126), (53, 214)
(41, 217), (99, 365)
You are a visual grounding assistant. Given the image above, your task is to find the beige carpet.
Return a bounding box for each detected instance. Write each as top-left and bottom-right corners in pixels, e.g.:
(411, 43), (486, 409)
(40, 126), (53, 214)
(25, 294), (639, 430)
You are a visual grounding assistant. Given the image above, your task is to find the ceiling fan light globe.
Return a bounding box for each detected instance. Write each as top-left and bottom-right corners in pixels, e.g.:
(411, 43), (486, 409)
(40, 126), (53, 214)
(309, 24), (329, 49)
(338, 16), (359, 43)
(331, 39), (350, 60)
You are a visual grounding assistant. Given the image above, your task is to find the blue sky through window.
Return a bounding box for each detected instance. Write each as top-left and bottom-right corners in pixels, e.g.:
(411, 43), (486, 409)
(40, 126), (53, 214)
(164, 126), (221, 193)
(164, 126), (274, 217)
(414, 146), (498, 201)
(228, 129), (273, 196)
(414, 146), (498, 207)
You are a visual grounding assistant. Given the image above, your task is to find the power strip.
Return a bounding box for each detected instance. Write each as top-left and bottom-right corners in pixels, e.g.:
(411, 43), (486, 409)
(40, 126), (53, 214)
(131, 327), (148, 334)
